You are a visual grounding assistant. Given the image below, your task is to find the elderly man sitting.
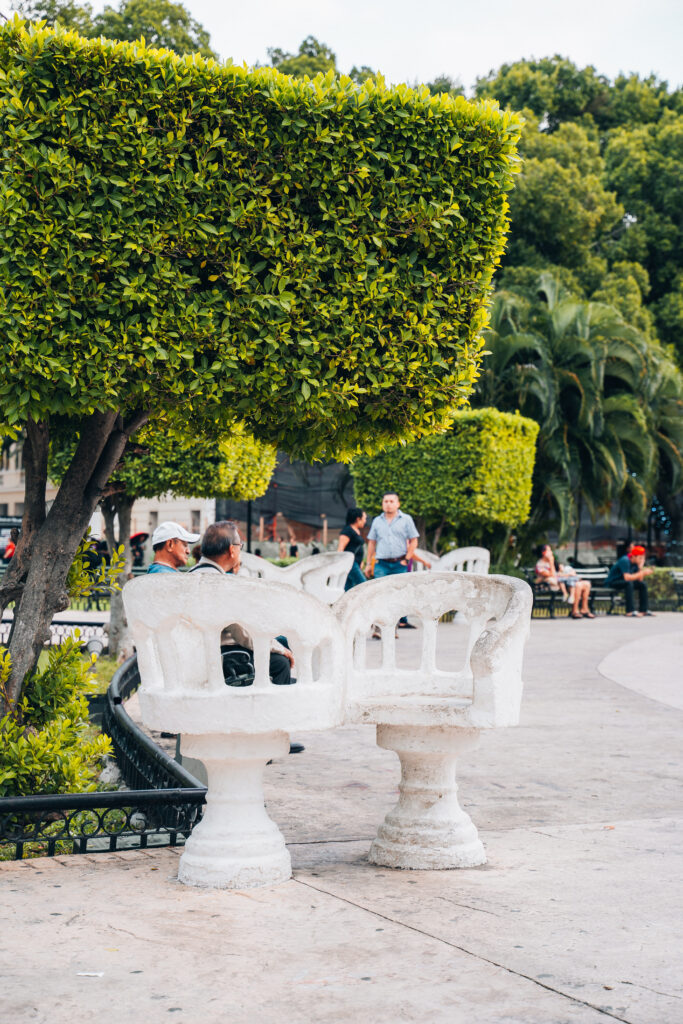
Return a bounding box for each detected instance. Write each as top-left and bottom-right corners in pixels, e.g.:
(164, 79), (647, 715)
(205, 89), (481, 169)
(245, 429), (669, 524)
(190, 520), (295, 686)
(191, 520), (303, 755)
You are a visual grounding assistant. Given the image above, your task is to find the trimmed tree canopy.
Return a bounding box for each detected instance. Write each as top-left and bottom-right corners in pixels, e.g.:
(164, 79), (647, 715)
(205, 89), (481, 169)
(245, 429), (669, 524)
(0, 20), (521, 459)
(49, 420), (277, 501)
(351, 409), (539, 529)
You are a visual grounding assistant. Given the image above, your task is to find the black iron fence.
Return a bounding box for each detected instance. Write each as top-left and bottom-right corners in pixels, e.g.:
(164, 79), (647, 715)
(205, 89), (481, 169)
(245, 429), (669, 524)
(0, 656), (206, 861)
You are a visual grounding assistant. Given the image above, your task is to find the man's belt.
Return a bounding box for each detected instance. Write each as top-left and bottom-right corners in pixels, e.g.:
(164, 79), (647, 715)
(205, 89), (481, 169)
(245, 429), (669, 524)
(377, 556), (405, 563)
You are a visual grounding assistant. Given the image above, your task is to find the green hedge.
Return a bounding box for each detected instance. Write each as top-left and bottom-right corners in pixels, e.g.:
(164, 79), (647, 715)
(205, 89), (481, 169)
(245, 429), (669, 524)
(0, 20), (521, 458)
(0, 640), (111, 797)
(351, 408), (539, 527)
(648, 567), (683, 605)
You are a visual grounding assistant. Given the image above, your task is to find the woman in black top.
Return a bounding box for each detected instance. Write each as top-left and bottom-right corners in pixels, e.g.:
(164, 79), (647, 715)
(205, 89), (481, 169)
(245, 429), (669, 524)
(338, 507), (367, 590)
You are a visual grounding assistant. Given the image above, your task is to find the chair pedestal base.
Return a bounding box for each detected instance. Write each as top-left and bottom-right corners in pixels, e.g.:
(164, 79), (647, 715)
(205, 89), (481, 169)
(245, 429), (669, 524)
(178, 731), (291, 889)
(369, 724), (486, 870)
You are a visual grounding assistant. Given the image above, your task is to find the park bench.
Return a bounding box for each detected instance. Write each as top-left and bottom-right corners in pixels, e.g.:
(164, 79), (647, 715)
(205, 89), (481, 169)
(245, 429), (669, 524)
(123, 571), (346, 889)
(123, 567), (532, 887)
(523, 569), (568, 617)
(238, 550), (353, 604)
(412, 545), (490, 574)
(672, 570), (683, 610)
(336, 571), (532, 869)
(572, 566), (624, 615)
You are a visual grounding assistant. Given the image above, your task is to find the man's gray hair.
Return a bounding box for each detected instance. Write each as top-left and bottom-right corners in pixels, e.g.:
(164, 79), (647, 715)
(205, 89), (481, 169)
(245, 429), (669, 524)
(201, 520), (241, 558)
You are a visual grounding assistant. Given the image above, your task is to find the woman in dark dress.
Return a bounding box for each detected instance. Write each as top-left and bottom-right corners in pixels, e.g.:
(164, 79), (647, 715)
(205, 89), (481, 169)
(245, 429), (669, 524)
(338, 507), (367, 590)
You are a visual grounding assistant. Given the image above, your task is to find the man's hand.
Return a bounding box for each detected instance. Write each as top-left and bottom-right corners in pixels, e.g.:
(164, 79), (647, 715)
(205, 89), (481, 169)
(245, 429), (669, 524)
(283, 648), (295, 668)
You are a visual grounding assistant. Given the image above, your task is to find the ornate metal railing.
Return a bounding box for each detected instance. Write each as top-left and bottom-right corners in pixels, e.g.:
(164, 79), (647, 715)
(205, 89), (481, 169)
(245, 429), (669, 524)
(0, 656), (206, 860)
(0, 617), (108, 647)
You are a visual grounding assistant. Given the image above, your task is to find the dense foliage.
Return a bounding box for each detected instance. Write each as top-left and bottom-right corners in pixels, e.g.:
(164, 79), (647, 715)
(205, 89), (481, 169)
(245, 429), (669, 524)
(0, 641), (111, 797)
(476, 56), (683, 364)
(15, 0), (217, 58)
(50, 420), (277, 505)
(351, 409), (538, 550)
(0, 20), (521, 458)
(49, 419), (276, 655)
(473, 275), (683, 549)
(0, 19), (522, 707)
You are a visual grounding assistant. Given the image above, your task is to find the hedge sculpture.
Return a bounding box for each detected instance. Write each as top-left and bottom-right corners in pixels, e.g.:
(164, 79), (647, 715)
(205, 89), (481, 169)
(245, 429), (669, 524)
(351, 409), (539, 544)
(0, 20), (520, 708)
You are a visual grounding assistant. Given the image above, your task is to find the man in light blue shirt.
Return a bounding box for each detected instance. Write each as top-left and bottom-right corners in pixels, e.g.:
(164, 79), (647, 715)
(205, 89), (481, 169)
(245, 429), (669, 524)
(366, 492), (419, 628)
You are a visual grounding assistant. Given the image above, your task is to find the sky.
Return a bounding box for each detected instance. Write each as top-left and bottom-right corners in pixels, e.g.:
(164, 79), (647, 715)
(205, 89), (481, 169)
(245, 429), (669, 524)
(180, 0), (682, 93)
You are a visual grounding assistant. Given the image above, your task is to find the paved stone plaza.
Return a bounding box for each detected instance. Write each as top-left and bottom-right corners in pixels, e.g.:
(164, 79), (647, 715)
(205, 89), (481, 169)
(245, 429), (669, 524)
(1, 614), (681, 1023)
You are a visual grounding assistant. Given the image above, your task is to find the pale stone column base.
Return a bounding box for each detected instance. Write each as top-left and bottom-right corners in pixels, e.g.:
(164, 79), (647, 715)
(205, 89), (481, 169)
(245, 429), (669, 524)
(178, 731), (291, 889)
(369, 723), (486, 870)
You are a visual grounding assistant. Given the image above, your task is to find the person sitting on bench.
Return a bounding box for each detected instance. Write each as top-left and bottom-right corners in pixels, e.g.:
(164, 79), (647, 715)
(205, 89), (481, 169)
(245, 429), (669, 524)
(190, 520), (294, 685)
(606, 543), (654, 617)
(191, 520), (304, 755)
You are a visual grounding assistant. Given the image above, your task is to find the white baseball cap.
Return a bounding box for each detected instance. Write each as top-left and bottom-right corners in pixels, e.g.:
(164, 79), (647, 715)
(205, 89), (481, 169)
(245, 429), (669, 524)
(151, 521), (201, 546)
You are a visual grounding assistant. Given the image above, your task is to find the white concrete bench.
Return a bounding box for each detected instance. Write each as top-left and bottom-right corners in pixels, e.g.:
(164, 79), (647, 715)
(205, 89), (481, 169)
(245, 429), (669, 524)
(239, 550), (354, 604)
(125, 566), (532, 887)
(413, 546), (491, 574)
(336, 571), (532, 869)
(123, 572), (345, 889)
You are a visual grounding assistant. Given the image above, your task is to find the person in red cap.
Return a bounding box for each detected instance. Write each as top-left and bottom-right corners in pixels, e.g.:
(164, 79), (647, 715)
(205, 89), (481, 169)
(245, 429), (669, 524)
(606, 542), (654, 616)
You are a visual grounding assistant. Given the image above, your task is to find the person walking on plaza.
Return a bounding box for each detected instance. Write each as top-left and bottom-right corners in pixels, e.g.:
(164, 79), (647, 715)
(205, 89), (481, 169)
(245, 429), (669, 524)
(366, 491), (419, 628)
(337, 507), (367, 591)
(606, 543), (654, 616)
(147, 521), (200, 573)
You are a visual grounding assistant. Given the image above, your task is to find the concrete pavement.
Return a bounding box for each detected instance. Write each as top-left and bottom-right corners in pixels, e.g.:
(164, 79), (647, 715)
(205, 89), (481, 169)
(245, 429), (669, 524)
(1, 613), (682, 1023)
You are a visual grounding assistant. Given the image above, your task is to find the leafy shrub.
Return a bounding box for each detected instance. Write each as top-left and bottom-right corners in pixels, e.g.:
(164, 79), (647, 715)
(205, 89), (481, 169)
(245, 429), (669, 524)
(351, 408), (539, 531)
(0, 20), (521, 458)
(648, 566), (683, 605)
(0, 640), (112, 797)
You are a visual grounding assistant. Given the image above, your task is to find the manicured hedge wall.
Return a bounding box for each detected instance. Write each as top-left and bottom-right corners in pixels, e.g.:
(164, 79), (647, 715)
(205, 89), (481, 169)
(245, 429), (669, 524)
(351, 409), (539, 527)
(0, 21), (521, 458)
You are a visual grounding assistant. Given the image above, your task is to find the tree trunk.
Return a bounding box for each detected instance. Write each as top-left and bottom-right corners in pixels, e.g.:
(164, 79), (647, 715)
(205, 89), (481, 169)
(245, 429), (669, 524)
(107, 495), (135, 660)
(573, 490), (583, 563)
(1, 409), (149, 715)
(430, 517), (447, 555)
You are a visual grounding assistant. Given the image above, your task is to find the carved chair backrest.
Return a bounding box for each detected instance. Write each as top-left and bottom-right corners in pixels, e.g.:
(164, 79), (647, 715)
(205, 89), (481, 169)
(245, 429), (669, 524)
(239, 551), (353, 604)
(412, 547), (490, 574)
(335, 571), (531, 728)
(123, 574), (345, 730)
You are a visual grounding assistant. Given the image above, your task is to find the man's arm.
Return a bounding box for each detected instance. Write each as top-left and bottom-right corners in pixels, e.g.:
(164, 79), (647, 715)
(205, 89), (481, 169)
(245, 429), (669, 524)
(404, 536), (418, 562)
(366, 539), (376, 577)
(623, 568), (653, 581)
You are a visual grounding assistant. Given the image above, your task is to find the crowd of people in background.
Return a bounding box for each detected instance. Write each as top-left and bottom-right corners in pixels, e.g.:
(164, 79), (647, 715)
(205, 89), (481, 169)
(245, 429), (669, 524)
(2, 502), (659, 625)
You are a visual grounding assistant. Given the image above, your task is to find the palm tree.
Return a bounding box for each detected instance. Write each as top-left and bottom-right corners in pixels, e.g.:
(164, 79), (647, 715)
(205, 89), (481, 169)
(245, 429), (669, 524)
(475, 272), (676, 552)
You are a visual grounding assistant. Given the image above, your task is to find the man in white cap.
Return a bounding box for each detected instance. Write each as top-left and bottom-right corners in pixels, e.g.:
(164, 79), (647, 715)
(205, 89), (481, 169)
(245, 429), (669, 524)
(147, 521), (201, 574)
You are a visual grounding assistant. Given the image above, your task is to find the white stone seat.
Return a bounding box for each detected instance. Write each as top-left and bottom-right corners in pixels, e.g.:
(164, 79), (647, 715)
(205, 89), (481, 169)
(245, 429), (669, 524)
(124, 567), (532, 886)
(335, 571), (532, 869)
(123, 572), (345, 890)
(412, 546), (491, 574)
(239, 551), (354, 604)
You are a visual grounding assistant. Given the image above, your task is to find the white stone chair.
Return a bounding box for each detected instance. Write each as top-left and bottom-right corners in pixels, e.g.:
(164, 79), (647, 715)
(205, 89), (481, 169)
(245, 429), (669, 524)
(123, 572), (345, 889)
(413, 546), (491, 574)
(335, 571), (532, 870)
(238, 551), (354, 604)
